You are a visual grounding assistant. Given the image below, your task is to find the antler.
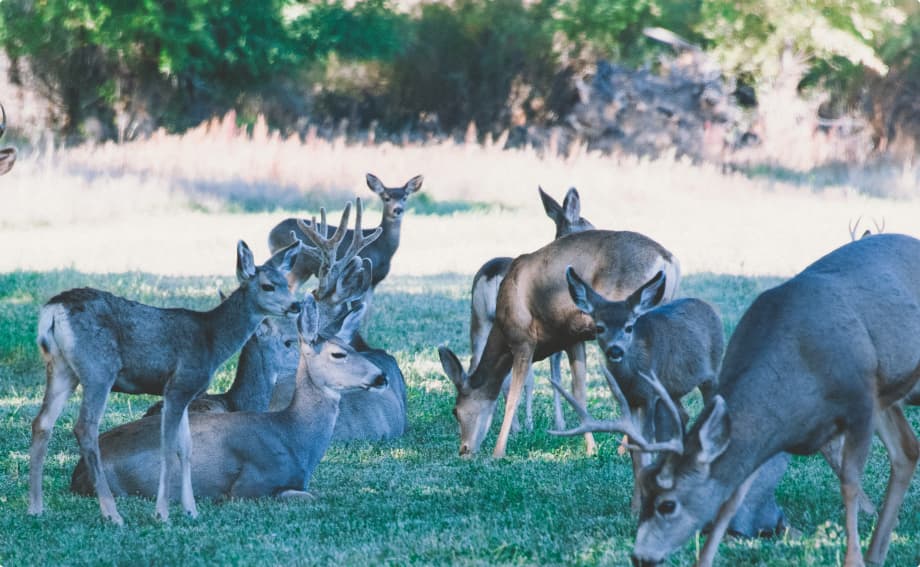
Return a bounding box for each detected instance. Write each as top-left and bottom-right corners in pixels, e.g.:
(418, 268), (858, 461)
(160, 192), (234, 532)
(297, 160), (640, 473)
(848, 216), (863, 242)
(549, 366), (684, 454)
(849, 216), (886, 241)
(873, 217), (885, 234)
(296, 198), (382, 299)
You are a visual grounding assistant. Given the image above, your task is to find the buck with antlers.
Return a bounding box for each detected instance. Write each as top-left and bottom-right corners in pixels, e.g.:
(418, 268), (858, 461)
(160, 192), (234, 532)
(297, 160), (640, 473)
(563, 234), (920, 566)
(268, 173), (423, 292)
(468, 187), (594, 433)
(0, 104), (16, 175)
(440, 228), (680, 458)
(31, 239), (303, 524)
(71, 202), (390, 501)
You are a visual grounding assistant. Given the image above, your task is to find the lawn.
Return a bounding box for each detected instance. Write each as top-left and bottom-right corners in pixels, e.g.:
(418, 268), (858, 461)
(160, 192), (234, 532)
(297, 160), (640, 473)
(0, 132), (918, 566)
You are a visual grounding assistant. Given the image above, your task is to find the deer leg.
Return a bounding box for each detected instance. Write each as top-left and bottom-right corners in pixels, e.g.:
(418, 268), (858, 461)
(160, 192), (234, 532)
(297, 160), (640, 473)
(73, 383), (122, 525)
(176, 410), (198, 518)
(865, 405), (919, 564)
(500, 374), (522, 434)
(28, 361), (77, 516)
(696, 471), (758, 567)
(493, 345), (534, 458)
(549, 352), (566, 430)
(840, 423), (873, 567)
(566, 342), (596, 456)
(820, 434), (876, 515)
(523, 365), (535, 432)
(156, 390), (195, 522)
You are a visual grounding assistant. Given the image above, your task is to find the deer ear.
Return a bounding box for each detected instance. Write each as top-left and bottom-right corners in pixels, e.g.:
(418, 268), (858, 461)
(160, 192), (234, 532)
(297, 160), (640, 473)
(631, 271), (667, 314)
(366, 173), (387, 195)
(655, 459), (675, 491)
(538, 186), (563, 223)
(335, 302), (367, 342)
(404, 174), (424, 194)
(296, 296), (319, 345)
(236, 240), (257, 282)
(272, 233), (301, 273)
(566, 266), (598, 315)
(438, 346), (467, 390)
(333, 257), (372, 304)
(562, 187), (581, 224)
(697, 396), (731, 465)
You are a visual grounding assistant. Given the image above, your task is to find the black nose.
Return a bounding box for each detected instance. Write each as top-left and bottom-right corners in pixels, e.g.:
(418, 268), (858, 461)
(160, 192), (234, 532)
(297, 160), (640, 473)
(287, 302), (301, 314)
(631, 556), (659, 567)
(371, 374), (388, 389)
(607, 345), (624, 361)
(393, 206), (404, 216)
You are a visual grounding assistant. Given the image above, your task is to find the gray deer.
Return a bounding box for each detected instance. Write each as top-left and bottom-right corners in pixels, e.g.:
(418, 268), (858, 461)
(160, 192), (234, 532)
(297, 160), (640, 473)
(584, 234), (918, 567)
(0, 104), (16, 175)
(30, 239), (303, 524)
(467, 187), (594, 433)
(71, 295), (387, 501)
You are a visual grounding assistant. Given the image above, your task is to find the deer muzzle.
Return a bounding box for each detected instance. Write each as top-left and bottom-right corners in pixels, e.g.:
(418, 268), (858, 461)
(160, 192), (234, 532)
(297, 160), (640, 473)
(630, 556), (660, 567)
(606, 345), (625, 361)
(370, 373), (388, 390)
(286, 302), (302, 315)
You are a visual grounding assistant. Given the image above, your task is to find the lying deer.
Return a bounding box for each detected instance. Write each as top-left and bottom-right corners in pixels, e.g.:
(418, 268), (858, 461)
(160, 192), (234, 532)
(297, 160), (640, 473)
(268, 173), (423, 291)
(0, 104), (16, 175)
(565, 269), (721, 508)
(440, 229), (680, 458)
(71, 294), (387, 501)
(30, 239), (303, 524)
(566, 234), (920, 566)
(468, 187), (594, 433)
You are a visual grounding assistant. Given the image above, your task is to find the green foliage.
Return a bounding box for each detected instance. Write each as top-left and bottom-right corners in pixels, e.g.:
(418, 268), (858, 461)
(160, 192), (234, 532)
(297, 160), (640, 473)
(290, 0), (408, 62)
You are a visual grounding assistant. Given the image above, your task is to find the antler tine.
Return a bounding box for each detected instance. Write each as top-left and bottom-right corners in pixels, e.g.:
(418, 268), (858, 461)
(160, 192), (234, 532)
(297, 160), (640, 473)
(631, 368), (685, 454)
(547, 371), (647, 442)
(339, 197), (382, 267)
(873, 217), (885, 234)
(848, 216), (862, 242)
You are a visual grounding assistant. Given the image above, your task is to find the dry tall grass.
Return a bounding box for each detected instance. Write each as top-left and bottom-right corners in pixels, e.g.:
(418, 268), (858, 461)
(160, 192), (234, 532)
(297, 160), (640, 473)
(4, 115), (920, 279)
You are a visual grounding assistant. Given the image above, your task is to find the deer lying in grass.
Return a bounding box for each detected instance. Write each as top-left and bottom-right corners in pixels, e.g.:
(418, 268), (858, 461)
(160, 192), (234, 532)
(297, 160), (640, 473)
(440, 229), (680, 458)
(31, 239), (303, 524)
(0, 104), (16, 175)
(71, 295), (387, 501)
(268, 173), (423, 291)
(564, 269), (721, 507)
(563, 234), (919, 567)
(468, 187), (594, 433)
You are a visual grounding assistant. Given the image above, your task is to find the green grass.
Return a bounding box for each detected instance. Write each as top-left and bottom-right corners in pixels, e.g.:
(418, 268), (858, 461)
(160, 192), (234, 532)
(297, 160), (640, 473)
(0, 270), (917, 566)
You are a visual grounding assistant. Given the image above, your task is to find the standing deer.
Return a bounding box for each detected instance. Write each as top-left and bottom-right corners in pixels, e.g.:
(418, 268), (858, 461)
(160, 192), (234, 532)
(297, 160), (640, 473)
(267, 173), (423, 291)
(568, 234), (919, 567)
(468, 187), (594, 433)
(70, 295), (388, 501)
(440, 229), (680, 458)
(0, 104), (16, 175)
(564, 269), (721, 509)
(30, 239), (303, 524)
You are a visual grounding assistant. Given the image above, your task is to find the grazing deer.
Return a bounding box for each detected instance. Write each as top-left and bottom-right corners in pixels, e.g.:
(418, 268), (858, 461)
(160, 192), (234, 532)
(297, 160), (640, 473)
(30, 239), (303, 524)
(468, 187), (595, 433)
(440, 229), (680, 458)
(565, 268), (721, 510)
(71, 295), (388, 501)
(563, 234), (920, 567)
(268, 173), (423, 291)
(0, 104), (16, 175)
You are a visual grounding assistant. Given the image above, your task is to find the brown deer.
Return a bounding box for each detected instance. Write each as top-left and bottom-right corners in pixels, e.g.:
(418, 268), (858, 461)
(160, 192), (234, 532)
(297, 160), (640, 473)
(30, 239), (303, 524)
(267, 173), (423, 291)
(0, 104), (17, 176)
(468, 187), (594, 433)
(564, 268), (721, 511)
(70, 295), (387, 502)
(563, 234), (920, 567)
(440, 229), (680, 458)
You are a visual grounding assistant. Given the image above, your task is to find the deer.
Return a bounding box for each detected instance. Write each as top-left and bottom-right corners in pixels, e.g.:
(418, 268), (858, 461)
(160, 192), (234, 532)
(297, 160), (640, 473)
(439, 228), (680, 458)
(0, 104), (16, 175)
(267, 173), (423, 292)
(70, 293), (388, 502)
(558, 234), (920, 567)
(564, 268), (721, 508)
(30, 238), (304, 525)
(468, 187), (594, 433)
(848, 216), (885, 242)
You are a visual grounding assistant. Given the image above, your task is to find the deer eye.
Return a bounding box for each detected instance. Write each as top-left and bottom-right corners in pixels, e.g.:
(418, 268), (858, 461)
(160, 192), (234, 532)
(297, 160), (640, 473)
(331, 351), (347, 360)
(283, 340), (295, 348)
(624, 324), (634, 334)
(656, 500), (677, 517)
(261, 284), (276, 292)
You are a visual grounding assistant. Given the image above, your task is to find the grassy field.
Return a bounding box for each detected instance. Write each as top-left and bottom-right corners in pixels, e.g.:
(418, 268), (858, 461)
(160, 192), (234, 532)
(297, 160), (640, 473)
(1, 132), (919, 566)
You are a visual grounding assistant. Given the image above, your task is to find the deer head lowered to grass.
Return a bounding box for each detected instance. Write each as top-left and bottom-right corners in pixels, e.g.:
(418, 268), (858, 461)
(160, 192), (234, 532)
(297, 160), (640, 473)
(0, 104), (17, 176)
(562, 234), (920, 567)
(440, 228), (681, 459)
(467, 186), (595, 435)
(31, 238), (304, 524)
(71, 203), (390, 501)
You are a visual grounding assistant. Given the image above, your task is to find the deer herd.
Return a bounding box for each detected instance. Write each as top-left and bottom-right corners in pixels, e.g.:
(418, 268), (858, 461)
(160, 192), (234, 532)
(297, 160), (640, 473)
(23, 162), (920, 567)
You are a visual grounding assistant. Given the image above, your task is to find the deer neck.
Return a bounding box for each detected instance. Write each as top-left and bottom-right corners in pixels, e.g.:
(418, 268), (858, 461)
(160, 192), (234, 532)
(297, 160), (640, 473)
(222, 333), (275, 412)
(204, 287), (266, 370)
(286, 358), (342, 423)
(378, 213), (402, 252)
(468, 327), (513, 398)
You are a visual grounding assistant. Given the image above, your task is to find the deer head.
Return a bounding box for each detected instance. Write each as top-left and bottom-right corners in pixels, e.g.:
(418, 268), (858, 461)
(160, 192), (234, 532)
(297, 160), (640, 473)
(366, 173), (423, 221)
(539, 186), (595, 239)
(237, 238), (303, 317)
(438, 346), (499, 457)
